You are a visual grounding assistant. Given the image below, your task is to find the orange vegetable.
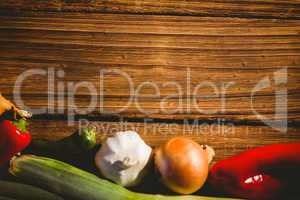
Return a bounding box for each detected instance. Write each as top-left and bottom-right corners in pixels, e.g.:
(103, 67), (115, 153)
(154, 137), (215, 195)
(0, 94), (31, 119)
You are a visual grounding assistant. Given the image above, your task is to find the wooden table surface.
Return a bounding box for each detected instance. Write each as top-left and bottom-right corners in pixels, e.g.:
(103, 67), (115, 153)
(0, 0), (300, 167)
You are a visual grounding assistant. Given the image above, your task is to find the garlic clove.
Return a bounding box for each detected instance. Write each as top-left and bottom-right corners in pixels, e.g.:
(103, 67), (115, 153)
(95, 131), (152, 187)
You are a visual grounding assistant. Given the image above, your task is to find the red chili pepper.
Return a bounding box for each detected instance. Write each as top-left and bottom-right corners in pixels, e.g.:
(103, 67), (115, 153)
(208, 143), (300, 199)
(0, 119), (31, 166)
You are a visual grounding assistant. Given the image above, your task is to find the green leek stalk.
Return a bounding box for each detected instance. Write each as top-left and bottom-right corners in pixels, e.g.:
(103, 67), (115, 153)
(10, 155), (241, 200)
(0, 180), (63, 200)
(0, 197), (16, 200)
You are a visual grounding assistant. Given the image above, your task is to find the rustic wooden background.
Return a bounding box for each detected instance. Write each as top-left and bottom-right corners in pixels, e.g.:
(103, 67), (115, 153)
(0, 0), (300, 170)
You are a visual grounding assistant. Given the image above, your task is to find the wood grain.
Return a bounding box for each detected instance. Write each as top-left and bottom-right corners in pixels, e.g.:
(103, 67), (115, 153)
(1, 29), (300, 50)
(1, 12), (300, 36)
(0, 0), (300, 19)
(0, 11), (299, 122)
(1, 59), (300, 121)
(0, 5), (299, 173)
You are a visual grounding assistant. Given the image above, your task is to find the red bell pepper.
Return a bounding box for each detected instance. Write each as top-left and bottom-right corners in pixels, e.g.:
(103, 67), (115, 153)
(0, 119), (31, 166)
(209, 143), (300, 199)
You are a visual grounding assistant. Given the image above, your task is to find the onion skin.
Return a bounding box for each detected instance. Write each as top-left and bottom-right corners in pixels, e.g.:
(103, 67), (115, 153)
(154, 137), (213, 195)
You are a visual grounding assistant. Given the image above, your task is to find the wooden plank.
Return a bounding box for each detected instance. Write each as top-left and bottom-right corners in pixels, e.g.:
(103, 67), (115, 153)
(28, 119), (300, 165)
(1, 60), (299, 97)
(0, 11), (299, 121)
(0, 12), (300, 36)
(1, 46), (300, 68)
(5, 94), (300, 121)
(0, 0), (300, 19)
(0, 13), (299, 66)
(0, 4), (298, 197)
(1, 29), (300, 50)
(1, 60), (300, 121)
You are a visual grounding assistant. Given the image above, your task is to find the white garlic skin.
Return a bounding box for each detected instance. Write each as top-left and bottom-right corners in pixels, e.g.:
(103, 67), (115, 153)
(95, 131), (152, 187)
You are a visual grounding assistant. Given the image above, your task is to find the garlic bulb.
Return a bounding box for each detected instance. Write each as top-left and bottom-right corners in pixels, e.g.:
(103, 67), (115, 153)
(95, 131), (152, 187)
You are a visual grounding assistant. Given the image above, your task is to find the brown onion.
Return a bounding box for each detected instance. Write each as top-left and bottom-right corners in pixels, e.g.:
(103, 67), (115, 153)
(154, 137), (215, 194)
